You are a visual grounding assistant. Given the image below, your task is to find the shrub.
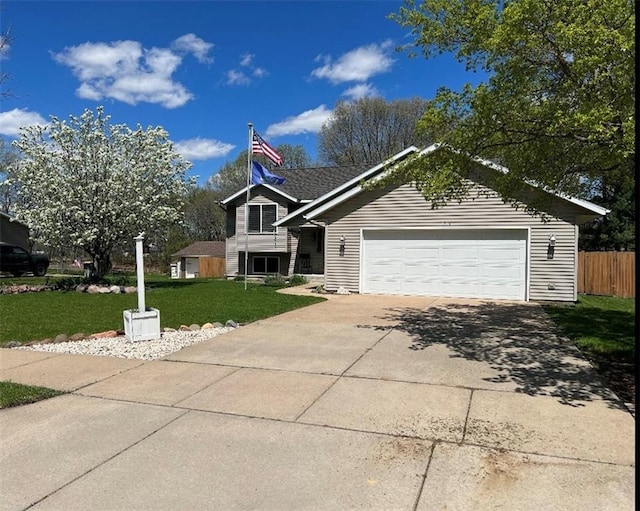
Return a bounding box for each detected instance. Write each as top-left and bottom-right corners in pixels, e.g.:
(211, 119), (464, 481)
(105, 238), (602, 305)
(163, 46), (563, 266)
(52, 276), (86, 291)
(263, 274), (287, 287)
(52, 274), (131, 291)
(109, 274), (131, 287)
(288, 274), (308, 286)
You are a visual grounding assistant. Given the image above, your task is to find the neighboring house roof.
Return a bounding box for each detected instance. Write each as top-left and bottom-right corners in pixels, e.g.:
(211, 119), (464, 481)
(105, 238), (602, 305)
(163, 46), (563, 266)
(221, 164), (370, 205)
(172, 241), (226, 258)
(276, 144), (608, 227)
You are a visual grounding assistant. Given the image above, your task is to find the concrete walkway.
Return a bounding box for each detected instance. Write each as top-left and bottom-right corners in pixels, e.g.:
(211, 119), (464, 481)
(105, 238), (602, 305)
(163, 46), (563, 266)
(0, 292), (635, 510)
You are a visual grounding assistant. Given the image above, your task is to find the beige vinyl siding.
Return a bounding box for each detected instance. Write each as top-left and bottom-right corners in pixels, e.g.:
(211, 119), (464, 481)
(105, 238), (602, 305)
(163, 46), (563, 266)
(320, 182), (581, 302)
(226, 190), (290, 276)
(226, 208), (239, 276)
(287, 229), (300, 275)
(226, 241), (239, 276)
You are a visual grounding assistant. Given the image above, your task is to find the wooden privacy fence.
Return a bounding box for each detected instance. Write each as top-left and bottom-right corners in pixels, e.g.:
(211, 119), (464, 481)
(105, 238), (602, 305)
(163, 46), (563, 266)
(577, 251), (635, 298)
(199, 257), (226, 278)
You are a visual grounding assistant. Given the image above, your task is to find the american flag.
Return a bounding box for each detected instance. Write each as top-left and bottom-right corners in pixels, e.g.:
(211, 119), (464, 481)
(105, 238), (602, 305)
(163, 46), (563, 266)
(252, 131), (283, 167)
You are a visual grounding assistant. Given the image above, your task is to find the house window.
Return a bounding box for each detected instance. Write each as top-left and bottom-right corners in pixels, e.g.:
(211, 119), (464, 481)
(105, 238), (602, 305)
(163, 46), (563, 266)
(248, 204), (277, 233)
(252, 256), (280, 274)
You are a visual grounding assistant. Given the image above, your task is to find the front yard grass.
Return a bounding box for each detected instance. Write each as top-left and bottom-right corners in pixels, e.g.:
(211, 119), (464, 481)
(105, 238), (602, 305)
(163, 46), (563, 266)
(0, 277), (324, 344)
(0, 381), (65, 408)
(543, 294), (635, 407)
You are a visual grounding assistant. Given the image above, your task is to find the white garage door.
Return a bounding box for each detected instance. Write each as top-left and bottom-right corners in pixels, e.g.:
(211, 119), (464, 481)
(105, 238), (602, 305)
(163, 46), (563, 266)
(362, 229), (528, 300)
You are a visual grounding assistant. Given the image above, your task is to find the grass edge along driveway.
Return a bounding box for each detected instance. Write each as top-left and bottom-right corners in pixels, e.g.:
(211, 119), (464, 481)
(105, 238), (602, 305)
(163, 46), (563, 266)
(0, 381), (65, 409)
(543, 294), (635, 407)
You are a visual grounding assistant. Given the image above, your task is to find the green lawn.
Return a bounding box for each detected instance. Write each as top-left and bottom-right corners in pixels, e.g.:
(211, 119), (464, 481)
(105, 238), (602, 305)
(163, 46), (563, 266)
(543, 294), (635, 406)
(543, 294), (635, 357)
(0, 277), (324, 344)
(0, 381), (65, 408)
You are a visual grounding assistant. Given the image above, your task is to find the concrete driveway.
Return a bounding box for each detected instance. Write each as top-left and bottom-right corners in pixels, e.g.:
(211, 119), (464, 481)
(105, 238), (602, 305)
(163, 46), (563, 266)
(0, 294), (634, 510)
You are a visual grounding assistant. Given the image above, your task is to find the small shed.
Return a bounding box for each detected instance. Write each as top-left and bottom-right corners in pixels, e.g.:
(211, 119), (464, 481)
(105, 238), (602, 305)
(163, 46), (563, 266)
(172, 241), (226, 279)
(0, 212), (29, 250)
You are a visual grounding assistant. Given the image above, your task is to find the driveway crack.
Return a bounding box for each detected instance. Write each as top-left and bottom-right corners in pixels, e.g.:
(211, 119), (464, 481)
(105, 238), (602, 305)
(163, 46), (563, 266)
(293, 328), (395, 422)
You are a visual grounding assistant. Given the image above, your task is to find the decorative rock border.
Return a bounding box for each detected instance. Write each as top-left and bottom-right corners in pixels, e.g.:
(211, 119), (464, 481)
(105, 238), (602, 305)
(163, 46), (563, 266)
(0, 284), (53, 295)
(3, 320), (239, 348)
(0, 284), (138, 295)
(12, 323), (238, 361)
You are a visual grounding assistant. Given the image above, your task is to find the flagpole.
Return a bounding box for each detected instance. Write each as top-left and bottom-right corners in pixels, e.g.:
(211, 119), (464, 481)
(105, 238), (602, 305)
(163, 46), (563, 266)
(245, 123), (253, 291)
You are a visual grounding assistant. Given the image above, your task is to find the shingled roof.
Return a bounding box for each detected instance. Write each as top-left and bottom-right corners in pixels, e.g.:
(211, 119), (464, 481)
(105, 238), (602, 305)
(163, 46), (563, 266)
(223, 164), (371, 203)
(273, 164), (370, 201)
(172, 241), (225, 258)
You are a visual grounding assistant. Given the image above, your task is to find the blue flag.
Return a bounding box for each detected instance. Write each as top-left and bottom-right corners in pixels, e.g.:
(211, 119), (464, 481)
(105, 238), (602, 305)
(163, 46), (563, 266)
(251, 160), (286, 185)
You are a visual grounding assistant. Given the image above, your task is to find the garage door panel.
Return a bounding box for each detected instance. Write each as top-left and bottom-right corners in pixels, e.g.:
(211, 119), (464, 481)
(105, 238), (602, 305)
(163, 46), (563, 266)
(404, 247), (439, 258)
(480, 284), (523, 300)
(479, 247), (524, 260)
(404, 280), (441, 295)
(439, 263), (479, 278)
(362, 229), (527, 301)
(366, 274), (403, 294)
(481, 266), (522, 279)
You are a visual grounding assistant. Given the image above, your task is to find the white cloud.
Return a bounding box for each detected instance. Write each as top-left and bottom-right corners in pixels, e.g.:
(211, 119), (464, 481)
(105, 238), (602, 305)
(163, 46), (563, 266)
(171, 33), (214, 63)
(174, 138), (235, 160)
(342, 83), (379, 100)
(53, 40), (143, 81)
(265, 105), (333, 137)
(226, 69), (250, 86)
(311, 40), (394, 84)
(253, 67), (267, 78)
(226, 54), (267, 86)
(0, 108), (47, 136)
(52, 37), (211, 108)
(0, 33), (10, 60)
(240, 54), (253, 67)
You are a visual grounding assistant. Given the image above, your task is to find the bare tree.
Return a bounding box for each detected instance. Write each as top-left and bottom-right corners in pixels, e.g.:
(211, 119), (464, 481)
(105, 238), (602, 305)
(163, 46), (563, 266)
(184, 187), (226, 241)
(0, 138), (20, 213)
(318, 97), (431, 166)
(0, 24), (12, 100)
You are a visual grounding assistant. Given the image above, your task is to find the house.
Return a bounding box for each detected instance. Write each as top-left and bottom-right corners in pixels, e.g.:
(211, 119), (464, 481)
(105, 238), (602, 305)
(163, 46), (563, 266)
(0, 212), (29, 250)
(221, 163), (370, 277)
(171, 241), (226, 279)
(222, 146), (607, 302)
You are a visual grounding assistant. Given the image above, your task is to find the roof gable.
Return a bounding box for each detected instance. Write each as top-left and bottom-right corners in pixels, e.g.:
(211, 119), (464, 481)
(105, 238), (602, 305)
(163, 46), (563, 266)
(274, 146), (420, 226)
(277, 144), (607, 226)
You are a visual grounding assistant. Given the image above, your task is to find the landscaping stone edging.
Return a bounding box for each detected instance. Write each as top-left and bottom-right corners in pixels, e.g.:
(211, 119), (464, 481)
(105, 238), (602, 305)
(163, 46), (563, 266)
(3, 320), (239, 348)
(0, 284), (138, 295)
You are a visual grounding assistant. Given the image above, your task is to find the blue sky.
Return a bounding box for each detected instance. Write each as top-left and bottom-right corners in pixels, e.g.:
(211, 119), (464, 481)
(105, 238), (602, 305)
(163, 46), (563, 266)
(1, 0), (484, 185)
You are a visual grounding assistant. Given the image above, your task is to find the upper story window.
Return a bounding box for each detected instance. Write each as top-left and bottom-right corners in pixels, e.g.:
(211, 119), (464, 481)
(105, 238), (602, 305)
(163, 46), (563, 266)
(248, 204), (277, 233)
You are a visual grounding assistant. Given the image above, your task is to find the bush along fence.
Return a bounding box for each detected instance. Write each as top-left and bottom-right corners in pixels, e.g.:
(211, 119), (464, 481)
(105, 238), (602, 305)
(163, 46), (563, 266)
(577, 251), (635, 298)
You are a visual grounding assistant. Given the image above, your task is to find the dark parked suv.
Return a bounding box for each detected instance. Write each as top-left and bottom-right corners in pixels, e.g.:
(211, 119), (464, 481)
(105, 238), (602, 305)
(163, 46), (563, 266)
(0, 242), (50, 277)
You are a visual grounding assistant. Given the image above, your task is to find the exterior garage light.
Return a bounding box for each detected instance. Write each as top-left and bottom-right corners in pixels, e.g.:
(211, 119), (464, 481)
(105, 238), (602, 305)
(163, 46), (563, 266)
(339, 235), (346, 248)
(547, 234), (556, 260)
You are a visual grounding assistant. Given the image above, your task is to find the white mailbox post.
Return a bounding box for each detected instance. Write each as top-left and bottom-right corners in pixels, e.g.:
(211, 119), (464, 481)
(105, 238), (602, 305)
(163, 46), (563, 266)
(123, 232), (161, 341)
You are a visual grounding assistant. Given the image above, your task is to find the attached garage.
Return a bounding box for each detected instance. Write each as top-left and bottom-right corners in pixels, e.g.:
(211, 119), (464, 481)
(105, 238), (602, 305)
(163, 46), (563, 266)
(361, 229), (528, 301)
(273, 145), (608, 302)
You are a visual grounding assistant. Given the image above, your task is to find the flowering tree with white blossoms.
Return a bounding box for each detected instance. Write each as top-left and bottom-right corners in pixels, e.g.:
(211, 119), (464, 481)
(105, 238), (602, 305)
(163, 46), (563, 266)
(12, 107), (193, 276)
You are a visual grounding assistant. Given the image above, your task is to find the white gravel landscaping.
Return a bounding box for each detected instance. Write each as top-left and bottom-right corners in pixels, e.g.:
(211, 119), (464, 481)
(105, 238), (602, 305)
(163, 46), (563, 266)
(13, 327), (234, 361)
